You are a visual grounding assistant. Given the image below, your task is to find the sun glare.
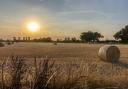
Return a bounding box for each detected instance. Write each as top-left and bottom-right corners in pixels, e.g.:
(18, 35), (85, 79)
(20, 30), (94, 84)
(27, 22), (39, 32)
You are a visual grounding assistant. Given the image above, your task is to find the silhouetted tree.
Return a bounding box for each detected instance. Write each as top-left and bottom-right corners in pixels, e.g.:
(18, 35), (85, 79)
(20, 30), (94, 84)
(23, 37), (26, 41)
(63, 37), (71, 43)
(71, 37), (77, 42)
(80, 31), (103, 42)
(13, 37), (16, 41)
(0, 39), (4, 42)
(93, 32), (103, 42)
(64, 37), (70, 41)
(114, 25), (128, 43)
(28, 37), (31, 41)
(56, 39), (61, 42)
(18, 37), (21, 41)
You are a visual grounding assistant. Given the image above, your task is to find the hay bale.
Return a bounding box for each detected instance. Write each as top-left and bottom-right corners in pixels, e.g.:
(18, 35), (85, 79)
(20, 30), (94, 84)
(98, 45), (120, 62)
(6, 41), (11, 45)
(53, 42), (57, 45)
(0, 42), (5, 47)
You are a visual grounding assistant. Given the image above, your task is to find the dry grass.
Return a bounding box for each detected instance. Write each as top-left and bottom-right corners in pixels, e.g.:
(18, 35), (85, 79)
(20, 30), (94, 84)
(0, 43), (128, 89)
(0, 57), (87, 89)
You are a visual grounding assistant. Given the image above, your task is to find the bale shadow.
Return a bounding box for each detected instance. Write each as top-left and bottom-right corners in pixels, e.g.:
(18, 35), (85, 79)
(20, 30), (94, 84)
(113, 57), (128, 69)
(116, 61), (128, 68)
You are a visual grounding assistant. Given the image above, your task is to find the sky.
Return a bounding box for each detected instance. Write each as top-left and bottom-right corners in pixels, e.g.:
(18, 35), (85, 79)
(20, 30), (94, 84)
(0, 0), (128, 39)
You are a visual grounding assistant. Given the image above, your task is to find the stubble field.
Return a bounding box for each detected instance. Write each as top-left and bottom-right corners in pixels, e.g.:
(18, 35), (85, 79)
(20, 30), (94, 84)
(0, 42), (128, 89)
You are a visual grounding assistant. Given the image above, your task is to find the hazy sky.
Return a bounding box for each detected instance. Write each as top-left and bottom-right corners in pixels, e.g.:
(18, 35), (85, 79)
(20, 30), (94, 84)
(0, 0), (128, 39)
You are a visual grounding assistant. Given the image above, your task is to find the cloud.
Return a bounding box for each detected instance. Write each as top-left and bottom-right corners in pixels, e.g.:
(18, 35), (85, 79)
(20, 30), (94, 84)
(59, 10), (108, 17)
(57, 10), (112, 21)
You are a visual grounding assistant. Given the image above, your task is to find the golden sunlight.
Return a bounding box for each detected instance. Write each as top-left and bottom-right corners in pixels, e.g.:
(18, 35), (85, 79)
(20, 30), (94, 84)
(27, 22), (39, 32)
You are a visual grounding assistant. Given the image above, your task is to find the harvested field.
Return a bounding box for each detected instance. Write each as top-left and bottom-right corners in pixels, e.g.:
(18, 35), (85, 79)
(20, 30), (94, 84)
(0, 42), (127, 61)
(0, 42), (128, 89)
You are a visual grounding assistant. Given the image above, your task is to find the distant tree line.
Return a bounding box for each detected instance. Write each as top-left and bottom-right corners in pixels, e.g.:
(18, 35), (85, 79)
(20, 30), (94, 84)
(12, 37), (31, 42)
(77, 25), (128, 43)
(1, 25), (128, 44)
(33, 37), (52, 42)
(56, 37), (80, 43)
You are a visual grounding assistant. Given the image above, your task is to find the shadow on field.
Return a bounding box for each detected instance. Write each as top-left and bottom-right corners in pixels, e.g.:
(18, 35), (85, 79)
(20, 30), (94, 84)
(114, 58), (128, 68)
(116, 61), (128, 68)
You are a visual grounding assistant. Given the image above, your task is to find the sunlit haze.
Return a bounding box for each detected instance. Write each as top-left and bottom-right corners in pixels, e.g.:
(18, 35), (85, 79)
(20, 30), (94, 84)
(0, 0), (128, 39)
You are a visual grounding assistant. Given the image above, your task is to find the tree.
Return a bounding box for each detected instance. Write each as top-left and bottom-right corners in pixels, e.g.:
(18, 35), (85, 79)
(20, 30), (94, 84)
(114, 25), (128, 43)
(93, 32), (103, 42)
(63, 37), (71, 42)
(71, 37), (77, 42)
(80, 31), (103, 42)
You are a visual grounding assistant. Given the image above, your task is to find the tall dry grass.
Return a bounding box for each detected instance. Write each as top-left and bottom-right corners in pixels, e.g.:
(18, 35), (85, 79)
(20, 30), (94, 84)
(0, 56), (128, 89)
(0, 56), (86, 89)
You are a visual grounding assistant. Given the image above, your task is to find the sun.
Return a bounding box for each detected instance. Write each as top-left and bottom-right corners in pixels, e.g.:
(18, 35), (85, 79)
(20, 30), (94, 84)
(27, 22), (39, 32)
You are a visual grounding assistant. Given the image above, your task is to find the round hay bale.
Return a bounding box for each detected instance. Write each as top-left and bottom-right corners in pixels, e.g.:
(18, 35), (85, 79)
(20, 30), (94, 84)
(53, 42), (57, 45)
(98, 45), (120, 62)
(0, 42), (5, 47)
(6, 41), (11, 45)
